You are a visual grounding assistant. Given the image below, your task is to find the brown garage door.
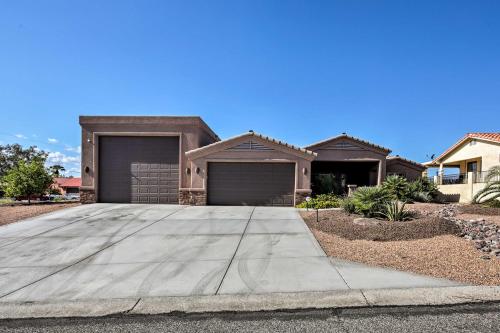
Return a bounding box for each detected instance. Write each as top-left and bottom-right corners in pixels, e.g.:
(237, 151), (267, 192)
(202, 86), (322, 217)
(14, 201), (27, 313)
(98, 136), (179, 203)
(207, 162), (295, 206)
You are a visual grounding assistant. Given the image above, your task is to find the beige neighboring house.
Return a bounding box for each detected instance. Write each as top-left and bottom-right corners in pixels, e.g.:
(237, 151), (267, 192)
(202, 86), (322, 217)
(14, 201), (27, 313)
(424, 133), (500, 203)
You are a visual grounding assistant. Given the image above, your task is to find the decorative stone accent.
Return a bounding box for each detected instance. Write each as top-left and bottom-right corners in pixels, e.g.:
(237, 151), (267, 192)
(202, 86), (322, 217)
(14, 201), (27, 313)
(80, 188), (96, 204)
(295, 191), (311, 206)
(179, 189), (206, 206)
(435, 205), (499, 258)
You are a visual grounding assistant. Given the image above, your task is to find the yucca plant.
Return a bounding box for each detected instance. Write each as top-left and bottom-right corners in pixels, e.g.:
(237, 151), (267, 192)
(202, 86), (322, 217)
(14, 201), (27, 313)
(380, 201), (414, 221)
(473, 166), (500, 204)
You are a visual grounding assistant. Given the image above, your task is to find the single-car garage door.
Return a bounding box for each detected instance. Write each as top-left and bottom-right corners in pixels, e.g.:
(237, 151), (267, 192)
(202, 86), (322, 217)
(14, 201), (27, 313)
(98, 136), (179, 203)
(207, 162), (295, 206)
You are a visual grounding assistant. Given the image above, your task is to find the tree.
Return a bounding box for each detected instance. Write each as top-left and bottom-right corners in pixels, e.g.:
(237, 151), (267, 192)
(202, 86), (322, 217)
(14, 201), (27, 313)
(49, 164), (66, 177)
(2, 159), (53, 204)
(473, 166), (500, 204)
(0, 144), (47, 177)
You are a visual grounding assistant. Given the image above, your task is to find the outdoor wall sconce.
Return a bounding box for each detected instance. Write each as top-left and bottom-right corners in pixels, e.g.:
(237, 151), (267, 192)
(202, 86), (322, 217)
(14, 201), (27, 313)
(84, 166), (90, 173)
(186, 167), (191, 175)
(195, 167), (200, 174)
(303, 167), (308, 175)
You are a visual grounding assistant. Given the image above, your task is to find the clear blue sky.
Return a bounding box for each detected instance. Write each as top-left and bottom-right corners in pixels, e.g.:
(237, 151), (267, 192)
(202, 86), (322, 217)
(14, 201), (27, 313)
(1, 0), (499, 176)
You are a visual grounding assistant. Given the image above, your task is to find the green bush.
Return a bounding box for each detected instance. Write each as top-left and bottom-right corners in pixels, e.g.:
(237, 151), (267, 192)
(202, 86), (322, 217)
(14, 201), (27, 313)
(340, 197), (356, 214)
(407, 178), (439, 202)
(382, 175), (409, 201)
(350, 186), (390, 217)
(380, 201), (414, 221)
(297, 194), (341, 209)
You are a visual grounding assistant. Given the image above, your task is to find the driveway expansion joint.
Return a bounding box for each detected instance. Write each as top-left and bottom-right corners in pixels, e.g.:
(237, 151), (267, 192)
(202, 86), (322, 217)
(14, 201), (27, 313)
(215, 207), (256, 295)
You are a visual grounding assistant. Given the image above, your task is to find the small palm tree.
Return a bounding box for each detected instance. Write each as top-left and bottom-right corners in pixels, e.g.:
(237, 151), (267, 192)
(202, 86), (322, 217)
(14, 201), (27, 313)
(473, 166), (500, 204)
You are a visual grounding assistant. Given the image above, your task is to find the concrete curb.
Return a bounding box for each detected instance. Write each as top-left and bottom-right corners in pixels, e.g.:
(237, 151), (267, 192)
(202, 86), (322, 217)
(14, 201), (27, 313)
(0, 286), (498, 319)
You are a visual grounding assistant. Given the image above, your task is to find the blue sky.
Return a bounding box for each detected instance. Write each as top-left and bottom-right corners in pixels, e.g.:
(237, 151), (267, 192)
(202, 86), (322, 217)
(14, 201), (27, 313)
(1, 0), (499, 176)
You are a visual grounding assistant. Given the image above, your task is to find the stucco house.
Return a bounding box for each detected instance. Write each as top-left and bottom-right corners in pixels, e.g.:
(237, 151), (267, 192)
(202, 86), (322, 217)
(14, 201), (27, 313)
(423, 133), (500, 203)
(80, 116), (423, 206)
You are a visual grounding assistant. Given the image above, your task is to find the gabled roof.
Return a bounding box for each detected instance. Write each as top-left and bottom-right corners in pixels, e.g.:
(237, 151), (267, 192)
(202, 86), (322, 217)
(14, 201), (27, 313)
(186, 131), (316, 159)
(305, 134), (391, 154)
(54, 177), (81, 188)
(386, 155), (425, 170)
(430, 132), (500, 164)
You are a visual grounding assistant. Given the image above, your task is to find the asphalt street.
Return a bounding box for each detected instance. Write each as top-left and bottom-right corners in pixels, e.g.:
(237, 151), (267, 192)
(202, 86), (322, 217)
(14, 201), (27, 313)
(1, 303), (498, 333)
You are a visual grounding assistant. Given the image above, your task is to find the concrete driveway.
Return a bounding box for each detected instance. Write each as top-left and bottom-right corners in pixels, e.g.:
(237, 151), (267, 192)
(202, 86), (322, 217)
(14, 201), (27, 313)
(0, 204), (458, 302)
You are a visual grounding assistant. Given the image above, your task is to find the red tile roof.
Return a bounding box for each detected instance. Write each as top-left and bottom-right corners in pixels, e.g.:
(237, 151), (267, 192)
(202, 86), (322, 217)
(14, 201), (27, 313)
(433, 132), (500, 163)
(54, 177), (81, 188)
(467, 132), (500, 143)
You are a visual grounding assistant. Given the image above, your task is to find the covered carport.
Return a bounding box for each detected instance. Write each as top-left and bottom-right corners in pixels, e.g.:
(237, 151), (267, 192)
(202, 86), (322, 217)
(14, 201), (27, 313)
(305, 134), (391, 195)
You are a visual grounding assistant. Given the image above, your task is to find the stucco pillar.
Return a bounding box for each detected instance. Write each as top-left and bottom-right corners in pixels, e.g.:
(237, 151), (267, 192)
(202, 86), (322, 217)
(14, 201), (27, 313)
(377, 160), (384, 185)
(438, 163), (444, 185)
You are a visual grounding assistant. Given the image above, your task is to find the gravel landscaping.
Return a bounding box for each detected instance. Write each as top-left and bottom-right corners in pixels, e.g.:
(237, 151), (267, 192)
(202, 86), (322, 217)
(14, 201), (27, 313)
(301, 204), (500, 285)
(0, 202), (80, 226)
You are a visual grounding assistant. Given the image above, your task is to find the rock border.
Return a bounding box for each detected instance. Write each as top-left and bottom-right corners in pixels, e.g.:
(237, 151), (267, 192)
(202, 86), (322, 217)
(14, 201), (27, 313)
(435, 205), (499, 258)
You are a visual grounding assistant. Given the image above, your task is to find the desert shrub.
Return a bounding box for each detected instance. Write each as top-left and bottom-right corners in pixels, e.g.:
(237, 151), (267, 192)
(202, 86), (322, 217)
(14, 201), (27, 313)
(350, 186), (390, 217)
(340, 197), (356, 214)
(407, 178), (439, 202)
(380, 201), (414, 221)
(297, 194), (341, 209)
(382, 175), (409, 201)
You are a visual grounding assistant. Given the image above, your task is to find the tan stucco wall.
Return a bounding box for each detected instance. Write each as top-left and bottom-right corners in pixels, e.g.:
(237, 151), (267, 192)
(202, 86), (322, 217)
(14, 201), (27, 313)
(438, 182), (487, 203)
(386, 160), (425, 181)
(440, 139), (500, 172)
(79, 116), (218, 201)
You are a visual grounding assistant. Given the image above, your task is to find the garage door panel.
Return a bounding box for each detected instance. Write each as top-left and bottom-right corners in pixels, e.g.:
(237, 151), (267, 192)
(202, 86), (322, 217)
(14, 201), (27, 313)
(207, 162), (295, 206)
(99, 136), (179, 204)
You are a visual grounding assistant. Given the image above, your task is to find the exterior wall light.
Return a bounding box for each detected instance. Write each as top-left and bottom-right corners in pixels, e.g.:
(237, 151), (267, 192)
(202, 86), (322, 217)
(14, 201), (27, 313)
(303, 167), (308, 175)
(186, 167), (191, 175)
(195, 167), (200, 174)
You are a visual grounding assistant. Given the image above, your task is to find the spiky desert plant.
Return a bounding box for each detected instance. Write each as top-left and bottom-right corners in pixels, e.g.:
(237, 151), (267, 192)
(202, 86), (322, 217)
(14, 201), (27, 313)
(380, 201), (414, 221)
(473, 166), (500, 204)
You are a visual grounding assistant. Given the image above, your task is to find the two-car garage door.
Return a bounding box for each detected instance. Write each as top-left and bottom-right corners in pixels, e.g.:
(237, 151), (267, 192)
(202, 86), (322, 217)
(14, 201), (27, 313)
(98, 136), (179, 203)
(207, 162), (295, 206)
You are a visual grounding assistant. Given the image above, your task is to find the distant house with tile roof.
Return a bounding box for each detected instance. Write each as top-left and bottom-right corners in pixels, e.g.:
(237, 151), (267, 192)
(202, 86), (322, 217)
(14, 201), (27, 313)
(52, 177), (81, 196)
(423, 133), (500, 202)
